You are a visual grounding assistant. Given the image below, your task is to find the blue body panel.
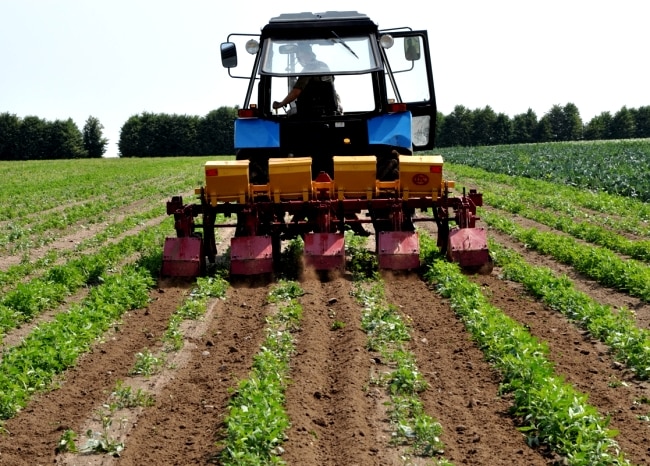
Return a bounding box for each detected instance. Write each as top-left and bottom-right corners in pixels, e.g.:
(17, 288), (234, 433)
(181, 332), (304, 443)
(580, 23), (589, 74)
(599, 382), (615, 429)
(367, 112), (412, 148)
(234, 119), (280, 149)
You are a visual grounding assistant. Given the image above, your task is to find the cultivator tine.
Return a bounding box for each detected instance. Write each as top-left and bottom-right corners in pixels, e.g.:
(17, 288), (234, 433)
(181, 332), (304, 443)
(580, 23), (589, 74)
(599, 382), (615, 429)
(161, 237), (203, 277)
(303, 233), (345, 271)
(377, 231), (420, 270)
(230, 236), (274, 275)
(447, 227), (490, 268)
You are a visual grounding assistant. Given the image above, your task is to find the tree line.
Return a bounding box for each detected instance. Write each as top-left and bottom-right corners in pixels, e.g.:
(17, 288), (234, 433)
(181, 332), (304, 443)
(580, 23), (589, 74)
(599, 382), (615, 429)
(2, 103), (649, 160)
(0, 113), (108, 160)
(436, 103), (650, 147)
(117, 107), (237, 157)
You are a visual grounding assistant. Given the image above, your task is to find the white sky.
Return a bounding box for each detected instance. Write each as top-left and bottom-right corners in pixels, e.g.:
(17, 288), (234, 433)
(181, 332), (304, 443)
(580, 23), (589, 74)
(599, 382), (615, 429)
(1, 0), (647, 157)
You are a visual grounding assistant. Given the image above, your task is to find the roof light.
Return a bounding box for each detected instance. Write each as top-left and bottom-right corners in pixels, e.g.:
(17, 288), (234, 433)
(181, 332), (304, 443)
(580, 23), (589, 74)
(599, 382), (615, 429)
(245, 39), (259, 55)
(379, 34), (394, 49)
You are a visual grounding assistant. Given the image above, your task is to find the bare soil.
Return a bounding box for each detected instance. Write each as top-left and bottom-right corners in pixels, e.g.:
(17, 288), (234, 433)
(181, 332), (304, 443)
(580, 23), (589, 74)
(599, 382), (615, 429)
(1, 206), (650, 465)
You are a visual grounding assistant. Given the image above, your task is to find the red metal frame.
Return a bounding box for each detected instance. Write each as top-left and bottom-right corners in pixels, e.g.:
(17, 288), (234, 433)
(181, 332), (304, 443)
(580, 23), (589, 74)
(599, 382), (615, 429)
(162, 187), (490, 277)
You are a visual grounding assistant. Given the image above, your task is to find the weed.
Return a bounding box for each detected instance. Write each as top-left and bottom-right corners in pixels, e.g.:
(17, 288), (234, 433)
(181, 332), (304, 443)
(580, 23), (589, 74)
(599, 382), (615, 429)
(129, 350), (164, 377)
(331, 320), (346, 330)
(111, 380), (155, 409)
(55, 429), (78, 453)
(80, 410), (124, 455)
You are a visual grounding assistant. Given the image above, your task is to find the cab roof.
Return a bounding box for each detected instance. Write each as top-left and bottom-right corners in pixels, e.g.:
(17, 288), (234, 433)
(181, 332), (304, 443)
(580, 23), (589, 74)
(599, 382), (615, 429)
(262, 11), (378, 38)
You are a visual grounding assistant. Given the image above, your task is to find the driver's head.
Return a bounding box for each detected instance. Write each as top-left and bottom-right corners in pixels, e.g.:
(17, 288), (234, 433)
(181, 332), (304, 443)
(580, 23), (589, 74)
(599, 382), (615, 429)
(297, 44), (316, 64)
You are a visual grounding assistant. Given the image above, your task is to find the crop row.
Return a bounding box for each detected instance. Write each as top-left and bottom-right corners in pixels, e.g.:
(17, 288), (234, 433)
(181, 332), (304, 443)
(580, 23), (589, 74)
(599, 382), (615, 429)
(447, 163), (650, 238)
(489, 241), (650, 379)
(0, 204), (167, 287)
(481, 210), (650, 302)
(1, 230), (643, 464)
(420, 233), (629, 465)
(0, 219), (172, 337)
(482, 191), (650, 261)
(56, 274), (228, 455)
(219, 280), (302, 465)
(0, 264), (155, 420)
(0, 156), (220, 220)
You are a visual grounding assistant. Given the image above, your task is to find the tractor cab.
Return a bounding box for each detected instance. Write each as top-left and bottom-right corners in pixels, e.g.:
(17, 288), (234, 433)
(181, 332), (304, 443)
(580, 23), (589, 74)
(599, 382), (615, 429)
(220, 11), (437, 182)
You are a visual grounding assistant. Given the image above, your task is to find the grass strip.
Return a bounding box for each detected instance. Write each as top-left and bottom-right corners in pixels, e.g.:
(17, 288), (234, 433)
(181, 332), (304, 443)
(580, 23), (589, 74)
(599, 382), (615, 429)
(219, 280), (303, 465)
(489, 240), (650, 380)
(420, 235), (629, 465)
(481, 210), (650, 302)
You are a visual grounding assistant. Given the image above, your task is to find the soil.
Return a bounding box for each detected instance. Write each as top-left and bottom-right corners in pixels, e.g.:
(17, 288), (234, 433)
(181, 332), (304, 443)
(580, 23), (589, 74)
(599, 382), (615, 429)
(1, 202), (650, 465)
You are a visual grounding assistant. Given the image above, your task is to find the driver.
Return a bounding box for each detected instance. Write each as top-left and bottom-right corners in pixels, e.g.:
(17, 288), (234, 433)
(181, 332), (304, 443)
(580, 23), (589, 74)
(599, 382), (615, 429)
(273, 44), (341, 115)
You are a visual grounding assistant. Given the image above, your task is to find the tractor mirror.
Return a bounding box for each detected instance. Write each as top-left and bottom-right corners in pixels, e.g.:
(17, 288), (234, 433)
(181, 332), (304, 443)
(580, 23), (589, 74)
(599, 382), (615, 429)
(279, 44), (298, 54)
(221, 42), (238, 68)
(404, 38), (421, 61)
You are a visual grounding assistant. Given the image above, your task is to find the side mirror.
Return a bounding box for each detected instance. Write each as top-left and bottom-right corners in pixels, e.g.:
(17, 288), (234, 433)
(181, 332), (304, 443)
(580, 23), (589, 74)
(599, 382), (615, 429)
(221, 42), (238, 68)
(404, 38), (421, 61)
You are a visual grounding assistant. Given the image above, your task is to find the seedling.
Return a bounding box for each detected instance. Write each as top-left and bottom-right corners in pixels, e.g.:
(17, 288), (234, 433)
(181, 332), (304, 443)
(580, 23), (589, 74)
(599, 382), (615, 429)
(130, 350), (164, 377)
(55, 429), (78, 453)
(331, 320), (346, 330)
(111, 380), (155, 409)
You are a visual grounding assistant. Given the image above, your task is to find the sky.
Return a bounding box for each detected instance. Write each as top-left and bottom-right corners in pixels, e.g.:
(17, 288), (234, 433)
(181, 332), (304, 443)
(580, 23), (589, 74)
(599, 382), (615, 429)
(1, 0), (648, 157)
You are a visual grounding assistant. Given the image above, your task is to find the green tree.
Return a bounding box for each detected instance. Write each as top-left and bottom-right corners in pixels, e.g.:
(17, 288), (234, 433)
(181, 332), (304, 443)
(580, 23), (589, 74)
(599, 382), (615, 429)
(492, 112), (512, 145)
(471, 106), (497, 146)
(438, 105), (473, 147)
(511, 109), (538, 144)
(434, 111), (445, 147)
(199, 107), (237, 155)
(83, 116), (108, 158)
(610, 106), (635, 139)
(633, 106), (650, 138)
(535, 115), (553, 142)
(546, 104), (567, 141)
(47, 118), (88, 159)
(119, 112), (160, 157)
(0, 112), (20, 160)
(562, 102), (583, 140)
(17, 115), (49, 160)
(584, 112), (612, 140)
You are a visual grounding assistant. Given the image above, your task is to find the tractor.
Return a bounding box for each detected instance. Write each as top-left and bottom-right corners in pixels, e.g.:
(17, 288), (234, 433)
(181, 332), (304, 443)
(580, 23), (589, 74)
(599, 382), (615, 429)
(162, 11), (491, 277)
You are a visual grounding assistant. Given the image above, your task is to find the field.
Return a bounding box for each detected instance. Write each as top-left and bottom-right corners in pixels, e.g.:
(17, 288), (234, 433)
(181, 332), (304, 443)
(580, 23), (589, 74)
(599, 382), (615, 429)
(0, 140), (649, 465)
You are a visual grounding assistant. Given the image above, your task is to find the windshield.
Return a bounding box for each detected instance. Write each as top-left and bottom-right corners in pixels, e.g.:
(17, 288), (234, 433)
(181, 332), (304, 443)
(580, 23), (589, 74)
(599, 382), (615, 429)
(259, 36), (381, 76)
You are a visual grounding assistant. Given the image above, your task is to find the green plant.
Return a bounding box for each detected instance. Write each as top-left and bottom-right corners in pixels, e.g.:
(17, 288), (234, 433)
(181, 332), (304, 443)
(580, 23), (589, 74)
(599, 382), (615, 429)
(111, 380), (155, 409)
(80, 411), (124, 455)
(489, 240), (650, 380)
(219, 280), (303, 465)
(55, 429), (78, 453)
(345, 231), (378, 280)
(330, 320), (346, 330)
(353, 279), (447, 460)
(423, 247), (630, 465)
(129, 350), (164, 377)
